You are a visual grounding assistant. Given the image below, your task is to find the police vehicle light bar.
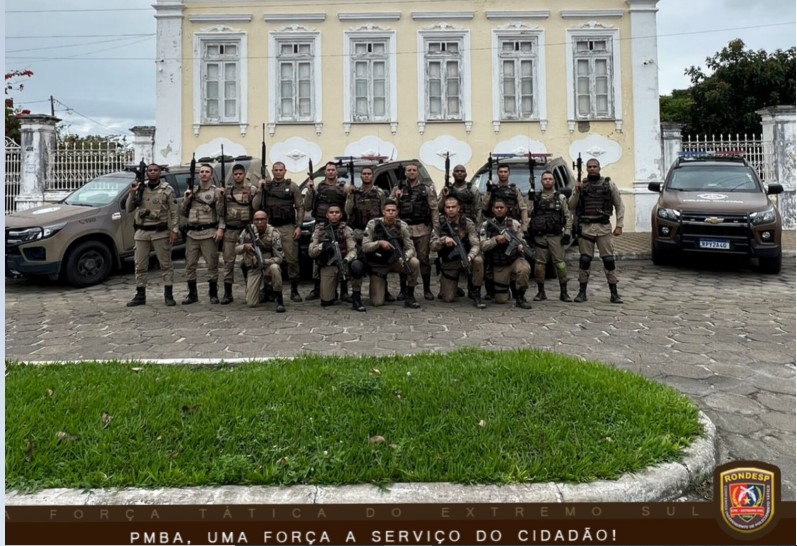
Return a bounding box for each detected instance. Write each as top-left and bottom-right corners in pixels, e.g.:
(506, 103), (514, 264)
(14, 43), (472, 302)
(678, 150), (745, 158)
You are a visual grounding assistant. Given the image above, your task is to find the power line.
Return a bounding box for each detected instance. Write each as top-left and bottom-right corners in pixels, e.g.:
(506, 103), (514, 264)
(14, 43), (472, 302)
(7, 35), (156, 54)
(52, 98), (133, 135)
(6, 33), (154, 40)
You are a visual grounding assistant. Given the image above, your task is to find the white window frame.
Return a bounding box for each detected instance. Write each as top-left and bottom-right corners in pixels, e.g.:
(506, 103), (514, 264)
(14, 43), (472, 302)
(416, 27), (472, 134)
(491, 27), (546, 133)
(192, 29), (248, 135)
(342, 29), (398, 134)
(268, 30), (322, 131)
(565, 25), (622, 132)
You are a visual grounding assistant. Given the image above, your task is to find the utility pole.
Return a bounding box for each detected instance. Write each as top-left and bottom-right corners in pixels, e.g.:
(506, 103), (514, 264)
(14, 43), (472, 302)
(50, 95), (55, 117)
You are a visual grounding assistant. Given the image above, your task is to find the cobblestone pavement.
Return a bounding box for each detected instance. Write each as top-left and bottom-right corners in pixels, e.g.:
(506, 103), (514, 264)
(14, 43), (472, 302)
(4, 254), (795, 500)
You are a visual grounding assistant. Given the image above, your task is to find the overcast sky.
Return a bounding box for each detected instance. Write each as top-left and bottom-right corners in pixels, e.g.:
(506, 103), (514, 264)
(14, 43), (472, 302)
(4, 0), (796, 138)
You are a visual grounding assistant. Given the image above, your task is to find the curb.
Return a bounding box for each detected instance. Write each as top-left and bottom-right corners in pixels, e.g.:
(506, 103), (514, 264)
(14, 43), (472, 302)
(5, 413), (717, 505)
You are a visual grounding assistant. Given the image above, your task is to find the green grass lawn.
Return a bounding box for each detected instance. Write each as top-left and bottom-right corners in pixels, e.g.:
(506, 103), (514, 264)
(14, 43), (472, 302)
(5, 348), (701, 491)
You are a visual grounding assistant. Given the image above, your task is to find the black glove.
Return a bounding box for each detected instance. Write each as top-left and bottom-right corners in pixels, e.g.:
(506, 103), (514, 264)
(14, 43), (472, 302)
(561, 233), (571, 246)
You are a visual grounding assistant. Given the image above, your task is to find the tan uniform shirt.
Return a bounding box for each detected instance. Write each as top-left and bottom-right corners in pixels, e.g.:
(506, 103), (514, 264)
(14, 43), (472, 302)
(431, 216), (481, 262)
(236, 224), (284, 268)
(125, 181), (179, 241)
(362, 218), (417, 261)
(253, 179), (304, 228)
(389, 182), (439, 238)
(568, 177), (625, 236)
(308, 222), (357, 262)
(181, 183), (222, 240)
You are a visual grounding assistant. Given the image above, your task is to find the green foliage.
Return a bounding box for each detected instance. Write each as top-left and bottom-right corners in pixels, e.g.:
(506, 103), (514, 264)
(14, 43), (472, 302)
(5, 349), (701, 491)
(659, 89), (695, 129)
(682, 39), (796, 135)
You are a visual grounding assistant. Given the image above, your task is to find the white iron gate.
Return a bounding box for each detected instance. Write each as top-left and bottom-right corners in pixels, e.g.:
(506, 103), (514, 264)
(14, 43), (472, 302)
(47, 141), (136, 192)
(5, 137), (22, 215)
(681, 133), (775, 182)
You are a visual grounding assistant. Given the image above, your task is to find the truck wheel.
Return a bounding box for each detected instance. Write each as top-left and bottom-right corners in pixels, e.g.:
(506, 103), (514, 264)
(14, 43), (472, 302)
(759, 252), (782, 274)
(64, 241), (113, 287)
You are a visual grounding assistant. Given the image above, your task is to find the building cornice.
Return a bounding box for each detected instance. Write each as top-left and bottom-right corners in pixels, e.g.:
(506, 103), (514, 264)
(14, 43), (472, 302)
(188, 14), (252, 23)
(264, 13), (326, 23)
(338, 12), (401, 21)
(485, 11), (550, 20)
(560, 10), (624, 18)
(411, 12), (475, 21)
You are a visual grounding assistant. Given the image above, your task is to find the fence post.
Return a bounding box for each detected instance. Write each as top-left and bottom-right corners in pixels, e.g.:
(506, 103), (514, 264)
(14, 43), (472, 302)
(757, 106), (796, 230)
(130, 126), (156, 164)
(15, 114), (60, 211)
(660, 123), (684, 172)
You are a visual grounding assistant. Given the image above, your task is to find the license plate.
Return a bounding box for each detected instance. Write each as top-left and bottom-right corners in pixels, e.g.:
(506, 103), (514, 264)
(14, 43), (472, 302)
(699, 239), (731, 250)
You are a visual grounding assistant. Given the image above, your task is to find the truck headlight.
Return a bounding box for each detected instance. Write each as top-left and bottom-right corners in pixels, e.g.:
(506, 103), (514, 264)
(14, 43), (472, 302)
(656, 208), (681, 221)
(749, 206), (776, 226)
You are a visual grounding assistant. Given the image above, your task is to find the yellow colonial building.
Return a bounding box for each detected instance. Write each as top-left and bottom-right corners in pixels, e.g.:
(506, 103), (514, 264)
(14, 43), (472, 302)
(154, 0), (664, 231)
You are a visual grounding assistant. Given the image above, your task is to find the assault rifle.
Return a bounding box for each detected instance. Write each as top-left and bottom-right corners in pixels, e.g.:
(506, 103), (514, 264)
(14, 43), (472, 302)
(486, 153), (494, 193)
(573, 153), (583, 183)
(133, 159), (147, 207)
(324, 223), (349, 282)
(261, 123), (267, 180)
(486, 218), (534, 262)
(184, 153), (196, 218)
(246, 223), (266, 276)
(444, 152), (451, 189)
(218, 146), (227, 251)
(440, 217), (471, 276)
(376, 220), (411, 275)
(525, 153), (551, 202)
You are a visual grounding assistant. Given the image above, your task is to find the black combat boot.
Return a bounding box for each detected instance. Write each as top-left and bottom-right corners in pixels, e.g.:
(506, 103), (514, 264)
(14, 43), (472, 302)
(290, 280), (303, 302)
(274, 291), (286, 313)
(533, 282), (547, 301)
(404, 287), (420, 309)
(609, 283), (624, 304)
(126, 286), (146, 307)
(220, 282), (234, 305)
(384, 285), (396, 302)
(484, 278), (494, 301)
(306, 279), (321, 300)
(264, 283), (274, 302)
(208, 281), (220, 304)
(182, 280), (198, 305)
(422, 274), (434, 301)
(559, 282), (572, 302)
(352, 291), (366, 312)
(516, 288), (532, 309)
(339, 281), (352, 303)
(470, 288), (486, 309)
(573, 282), (588, 303)
(320, 299), (335, 307)
(396, 274), (408, 301)
(164, 285), (176, 307)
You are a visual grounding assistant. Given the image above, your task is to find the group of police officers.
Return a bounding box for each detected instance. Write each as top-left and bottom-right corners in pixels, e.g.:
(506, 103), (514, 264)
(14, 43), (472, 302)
(124, 155), (625, 312)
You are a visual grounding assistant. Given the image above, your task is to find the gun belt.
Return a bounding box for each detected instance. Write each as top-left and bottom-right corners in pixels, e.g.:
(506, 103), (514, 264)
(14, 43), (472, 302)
(187, 223), (219, 231)
(135, 223), (169, 232)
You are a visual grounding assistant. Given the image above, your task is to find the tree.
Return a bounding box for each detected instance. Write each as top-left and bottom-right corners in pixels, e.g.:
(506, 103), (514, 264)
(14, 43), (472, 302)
(659, 89), (694, 130)
(680, 39), (795, 135)
(5, 69), (34, 143)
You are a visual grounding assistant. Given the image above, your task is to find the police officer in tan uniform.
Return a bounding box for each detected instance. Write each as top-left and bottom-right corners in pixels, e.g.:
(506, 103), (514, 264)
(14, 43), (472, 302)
(307, 204), (359, 308)
(438, 164), (480, 300)
(390, 163), (438, 301)
(304, 161), (350, 301)
(431, 196), (485, 309)
(181, 163), (224, 304)
(125, 163), (179, 307)
(219, 163), (259, 304)
(253, 161), (304, 303)
(530, 170), (573, 302)
(362, 200), (422, 309)
(345, 165), (387, 310)
(236, 210), (285, 312)
(482, 164), (529, 231)
(568, 158), (625, 304)
(480, 200), (532, 309)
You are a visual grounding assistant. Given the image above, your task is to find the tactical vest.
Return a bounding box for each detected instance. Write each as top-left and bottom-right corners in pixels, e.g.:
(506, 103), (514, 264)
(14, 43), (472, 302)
(448, 184), (478, 222)
(439, 217), (471, 264)
(530, 192), (564, 234)
(579, 178), (612, 223)
(484, 217), (519, 267)
(264, 181), (297, 226)
(368, 220), (404, 266)
(398, 183), (432, 225)
(350, 186), (383, 229)
(313, 182), (347, 222)
(244, 225), (278, 267)
(135, 182), (174, 229)
(187, 185), (218, 227)
(316, 222), (348, 265)
(489, 184), (520, 221)
(224, 184), (256, 228)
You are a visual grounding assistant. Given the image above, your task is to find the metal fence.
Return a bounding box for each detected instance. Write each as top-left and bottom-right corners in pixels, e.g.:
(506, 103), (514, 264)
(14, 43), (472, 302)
(5, 137), (22, 215)
(681, 134), (775, 182)
(47, 141), (135, 191)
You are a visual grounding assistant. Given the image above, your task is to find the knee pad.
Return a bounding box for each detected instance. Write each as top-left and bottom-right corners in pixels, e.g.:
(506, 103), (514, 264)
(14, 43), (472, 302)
(349, 259), (365, 278)
(555, 261), (567, 273)
(602, 256), (616, 271)
(579, 254), (592, 270)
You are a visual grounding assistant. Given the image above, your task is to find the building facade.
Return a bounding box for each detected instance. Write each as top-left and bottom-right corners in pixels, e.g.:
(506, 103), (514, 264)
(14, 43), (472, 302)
(154, 0), (664, 231)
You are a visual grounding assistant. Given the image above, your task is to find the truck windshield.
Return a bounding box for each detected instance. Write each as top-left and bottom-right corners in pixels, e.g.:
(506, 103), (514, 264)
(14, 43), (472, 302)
(63, 175), (134, 207)
(669, 166), (760, 192)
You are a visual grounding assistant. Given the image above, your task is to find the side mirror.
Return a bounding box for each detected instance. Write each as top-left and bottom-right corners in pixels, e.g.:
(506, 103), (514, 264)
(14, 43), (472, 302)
(766, 183), (783, 195)
(647, 182), (662, 193)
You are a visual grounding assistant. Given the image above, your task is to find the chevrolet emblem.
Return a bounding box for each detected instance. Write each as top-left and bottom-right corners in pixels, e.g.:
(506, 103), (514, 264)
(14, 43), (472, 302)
(705, 217), (723, 224)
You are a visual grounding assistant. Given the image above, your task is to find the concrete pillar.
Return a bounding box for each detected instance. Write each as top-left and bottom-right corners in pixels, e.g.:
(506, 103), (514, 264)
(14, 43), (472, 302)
(757, 106), (796, 230)
(627, 0), (663, 232)
(130, 126), (156, 164)
(15, 114), (60, 211)
(660, 122), (684, 172)
(154, 0), (184, 165)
